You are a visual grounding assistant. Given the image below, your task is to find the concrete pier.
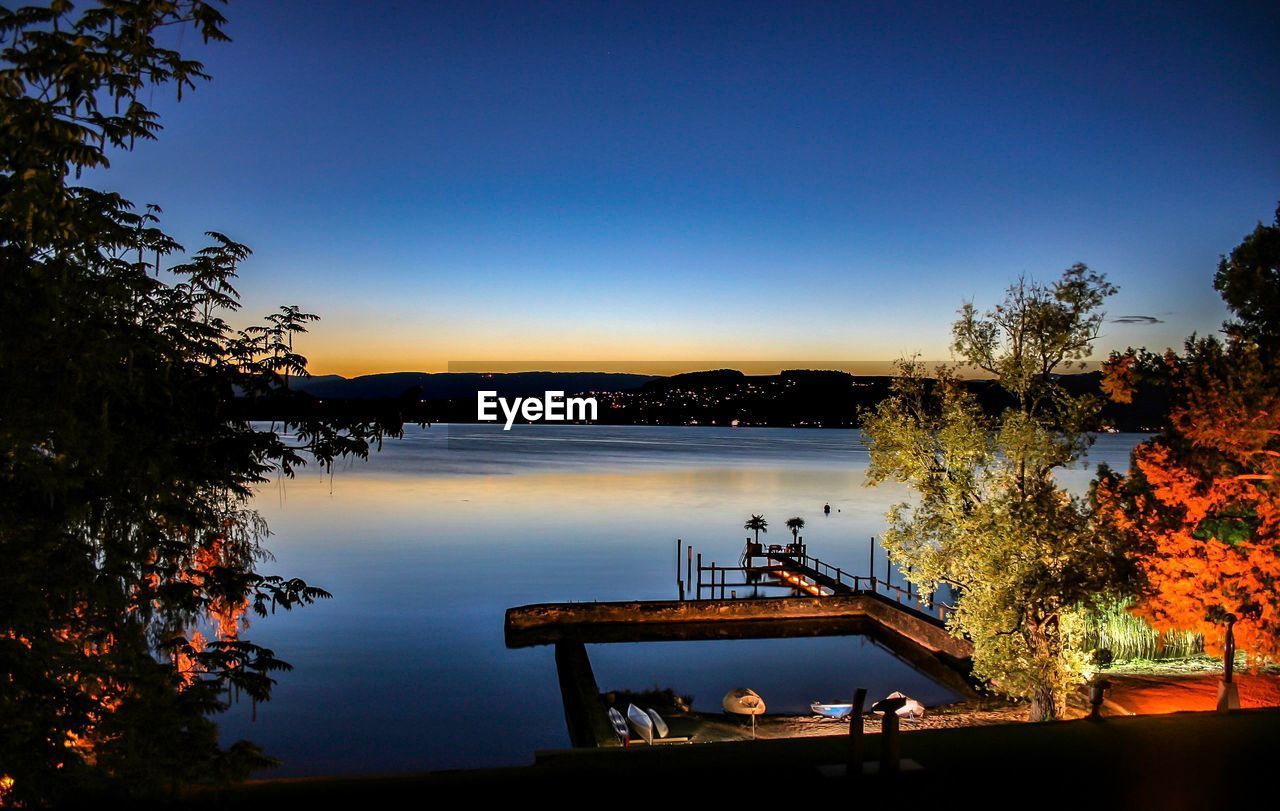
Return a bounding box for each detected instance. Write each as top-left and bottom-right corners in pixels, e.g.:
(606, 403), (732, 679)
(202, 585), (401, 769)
(506, 594), (980, 712)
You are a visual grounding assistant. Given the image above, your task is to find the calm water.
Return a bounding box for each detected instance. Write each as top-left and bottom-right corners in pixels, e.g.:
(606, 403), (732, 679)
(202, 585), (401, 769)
(218, 424), (1145, 776)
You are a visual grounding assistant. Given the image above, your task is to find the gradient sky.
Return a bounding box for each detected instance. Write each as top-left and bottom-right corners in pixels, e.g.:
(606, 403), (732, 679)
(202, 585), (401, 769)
(98, 0), (1280, 376)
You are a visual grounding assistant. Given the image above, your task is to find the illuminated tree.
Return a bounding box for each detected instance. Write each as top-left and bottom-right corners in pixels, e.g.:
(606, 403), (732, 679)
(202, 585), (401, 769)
(0, 3), (404, 802)
(864, 266), (1130, 720)
(1099, 208), (1280, 662)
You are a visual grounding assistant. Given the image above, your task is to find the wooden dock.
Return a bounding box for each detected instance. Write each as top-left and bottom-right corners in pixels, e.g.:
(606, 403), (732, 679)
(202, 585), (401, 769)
(513, 539), (972, 748)
(506, 593), (978, 748)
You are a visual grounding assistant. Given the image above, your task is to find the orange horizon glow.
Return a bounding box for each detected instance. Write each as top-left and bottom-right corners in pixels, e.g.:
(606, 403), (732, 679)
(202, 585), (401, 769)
(302, 358), (1070, 379)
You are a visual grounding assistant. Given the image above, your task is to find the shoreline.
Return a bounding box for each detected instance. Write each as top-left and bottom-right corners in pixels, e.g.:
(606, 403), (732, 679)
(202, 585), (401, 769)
(606, 665), (1280, 745)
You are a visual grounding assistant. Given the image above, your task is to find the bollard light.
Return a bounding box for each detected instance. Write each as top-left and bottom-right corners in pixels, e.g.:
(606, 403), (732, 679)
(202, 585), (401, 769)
(1089, 679), (1110, 720)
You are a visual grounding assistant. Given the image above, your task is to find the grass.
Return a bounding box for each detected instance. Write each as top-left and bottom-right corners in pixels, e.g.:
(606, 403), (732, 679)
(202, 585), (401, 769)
(1080, 599), (1203, 662)
(1105, 654), (1279, 677)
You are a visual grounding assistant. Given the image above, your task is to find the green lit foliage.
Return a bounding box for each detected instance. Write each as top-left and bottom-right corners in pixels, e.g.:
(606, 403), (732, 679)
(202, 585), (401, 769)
(863, 267), (1131, 721)
(1079, 599), (1203, 663)
(0, 2), (404, 803)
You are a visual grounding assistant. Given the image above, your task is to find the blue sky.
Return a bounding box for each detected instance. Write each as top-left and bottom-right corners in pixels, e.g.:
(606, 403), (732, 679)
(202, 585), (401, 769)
(99, 0), (1280, 375)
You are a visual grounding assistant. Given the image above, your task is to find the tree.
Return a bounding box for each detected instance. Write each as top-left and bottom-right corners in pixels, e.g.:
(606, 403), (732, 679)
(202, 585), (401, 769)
(785, 516), (805, 542)
(1213, 202), (1280, 354)
(1098, 205), (1280, 664)
(0, 3), (405, 803)
(863, 266), (1129, 721)
(744, 514), (768, 544)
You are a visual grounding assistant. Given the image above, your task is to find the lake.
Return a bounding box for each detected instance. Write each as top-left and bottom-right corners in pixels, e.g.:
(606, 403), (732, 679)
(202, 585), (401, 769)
(218, 424), (1146, 776)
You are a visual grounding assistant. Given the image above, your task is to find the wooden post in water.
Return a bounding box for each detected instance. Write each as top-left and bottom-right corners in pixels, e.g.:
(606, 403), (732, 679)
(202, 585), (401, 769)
(686, 546), (693, 596)
(885, 555), (891, 590)
(869, 538), (877, 591)
(676, 539), (683, 600)
(696, 553), (702, 600)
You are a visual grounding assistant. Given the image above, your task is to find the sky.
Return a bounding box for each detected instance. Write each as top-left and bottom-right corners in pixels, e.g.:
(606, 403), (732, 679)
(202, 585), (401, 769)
(98, 0), (1280, 377)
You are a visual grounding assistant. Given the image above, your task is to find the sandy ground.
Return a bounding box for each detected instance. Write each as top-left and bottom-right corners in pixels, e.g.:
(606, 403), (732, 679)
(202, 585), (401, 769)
(648, 699), (1031, 744)
(1104, 671), (1280, 714)
(639, 667), (1280, 744)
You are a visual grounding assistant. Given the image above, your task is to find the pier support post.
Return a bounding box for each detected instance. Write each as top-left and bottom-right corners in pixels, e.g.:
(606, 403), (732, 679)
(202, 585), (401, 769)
(554, 640), (617, 748)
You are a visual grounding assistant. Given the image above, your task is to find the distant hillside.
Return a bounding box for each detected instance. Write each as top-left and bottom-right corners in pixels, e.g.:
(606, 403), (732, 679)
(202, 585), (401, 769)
(253, 368), (1168, 431)
(639, 368), (746, 392)
(289, 371), (655, 401)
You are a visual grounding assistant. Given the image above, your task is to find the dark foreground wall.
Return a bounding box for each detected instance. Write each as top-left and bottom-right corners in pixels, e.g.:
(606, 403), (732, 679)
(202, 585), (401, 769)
(189, 709), (1280, 806)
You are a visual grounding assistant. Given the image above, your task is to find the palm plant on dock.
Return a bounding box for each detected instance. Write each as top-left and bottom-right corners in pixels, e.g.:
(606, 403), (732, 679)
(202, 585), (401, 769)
(744, 514), (768, 543)
(785, 516), (805, 542)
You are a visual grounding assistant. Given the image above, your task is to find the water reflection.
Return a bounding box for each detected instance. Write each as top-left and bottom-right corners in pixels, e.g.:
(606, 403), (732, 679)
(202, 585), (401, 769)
(219, 425), (1145, 775)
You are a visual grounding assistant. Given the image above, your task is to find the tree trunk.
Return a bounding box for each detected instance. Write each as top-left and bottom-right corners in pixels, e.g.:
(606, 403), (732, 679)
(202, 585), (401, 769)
(1028, 682), (1061, 722)
(1025, 618), (1064, 722)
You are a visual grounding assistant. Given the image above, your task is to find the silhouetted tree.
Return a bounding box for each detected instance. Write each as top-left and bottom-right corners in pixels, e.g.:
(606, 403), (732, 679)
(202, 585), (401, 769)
(785, 516), (805, 542)
(0, 3), (405, 803)
(1214, 202), (1280, 355)
(744, 514), (768, 544)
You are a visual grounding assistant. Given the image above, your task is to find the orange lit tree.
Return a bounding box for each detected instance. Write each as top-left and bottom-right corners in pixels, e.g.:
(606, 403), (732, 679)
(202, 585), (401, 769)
(0, 3), (405, 803)
(1097, 204), (1280, 663)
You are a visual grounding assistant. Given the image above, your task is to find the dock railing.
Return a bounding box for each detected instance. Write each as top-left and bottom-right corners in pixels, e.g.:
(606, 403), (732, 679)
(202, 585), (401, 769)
(781, 550), (951, 622)
(679, 537), (953, 624)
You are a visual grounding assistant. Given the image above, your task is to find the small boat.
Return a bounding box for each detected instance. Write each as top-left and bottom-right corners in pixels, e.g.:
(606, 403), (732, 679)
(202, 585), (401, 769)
(871, 691), (926, 720)
(607, 707), (630, 745)
(722, 687), (766, 715)
(810, 701), (854, 719)
(722, 687), (766, 739)
(627, 703), (654, 745)
(646, 708), (669, 739)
